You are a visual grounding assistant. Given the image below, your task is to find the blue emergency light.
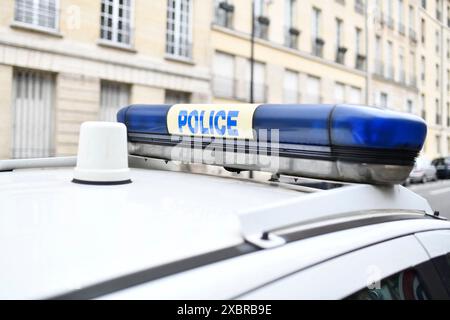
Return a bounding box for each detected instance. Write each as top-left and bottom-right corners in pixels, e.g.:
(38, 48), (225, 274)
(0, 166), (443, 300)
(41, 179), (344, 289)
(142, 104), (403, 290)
(117, 104), (427, 185)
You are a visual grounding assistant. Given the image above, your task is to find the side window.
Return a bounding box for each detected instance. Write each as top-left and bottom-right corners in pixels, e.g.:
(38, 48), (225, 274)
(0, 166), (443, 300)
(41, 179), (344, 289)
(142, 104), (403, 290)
(347, 268), (429, 300)
(432, 253), (450, 295)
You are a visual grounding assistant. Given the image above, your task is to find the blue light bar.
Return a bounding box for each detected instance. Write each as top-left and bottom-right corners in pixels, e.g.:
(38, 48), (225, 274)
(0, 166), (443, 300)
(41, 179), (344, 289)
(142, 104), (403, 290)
(117, 104), (427, 184)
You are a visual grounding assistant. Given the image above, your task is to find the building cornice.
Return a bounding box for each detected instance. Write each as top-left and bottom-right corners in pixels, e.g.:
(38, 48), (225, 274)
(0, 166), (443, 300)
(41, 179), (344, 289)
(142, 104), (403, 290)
(0, 28), (210, 83)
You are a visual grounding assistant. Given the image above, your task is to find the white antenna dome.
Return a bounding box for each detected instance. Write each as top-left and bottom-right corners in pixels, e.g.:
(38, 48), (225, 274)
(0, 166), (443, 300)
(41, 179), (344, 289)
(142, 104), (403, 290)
(73, 122), (131, 185)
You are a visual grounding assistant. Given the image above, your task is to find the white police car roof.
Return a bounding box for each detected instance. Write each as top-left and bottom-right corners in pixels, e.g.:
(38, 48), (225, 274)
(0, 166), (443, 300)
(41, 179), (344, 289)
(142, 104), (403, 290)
(0, 163), (303, 299)
(0, 155), (445, 299)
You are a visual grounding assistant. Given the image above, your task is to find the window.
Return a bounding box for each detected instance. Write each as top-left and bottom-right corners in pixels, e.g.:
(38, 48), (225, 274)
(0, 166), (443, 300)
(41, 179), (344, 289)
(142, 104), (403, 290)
(100, 81), (130, 122)
(213, 52), (235, 99)
(254, 0), (270, 40)
(408, 5), (415, 29)
(284, 70), (300, 104)
(355, 28), (365, 71)
(436, 0), (442, 20)
(347, 268), (429, 300)
(436, 63), (440, 88)
(305, 76), (321, 103)
(387, 0), (394, 28)
(421, 94), (426, 119)
(100, 0), (133, 46)
(14, 0), (59, 31)
(243, 60), (266, 103)
(349, 87), (362, 104)
(355, 0), (364, 14)
(436, 98), (441, 125)
(380, 92), (388, 108)
(251, 62), (266, 103)
(312, 7), (321, 40)
(284, 0), (299, 49)
(448, 102), (450, 127)
(214, 0), (234, 28)
(436, 134), (442, 154)
(336, 18), (343, 48)
(166, 0), (193, 59)
(407, 99), (413, 113)
(311, 7), (324, 57)
(355, 28), (362, 55)
(421, 56), (426, 82)
(436, 30), (440, 54)
(399, 52), (405, 83)
(165, 90), (191, 104)
(335, 19), (346, 64)
(409, 51), (416, 86)
(334, 82), (346, 104)
(387, 41), (394, 79)
(12, 69), (55, 159)
(398, 0), (405, 34)
(447, 39), (450, 59)
(421, 18), (426, 44)
(409, 5), (416, 41)
(447, 70), (450, 91)
(375, 35), (383, 76)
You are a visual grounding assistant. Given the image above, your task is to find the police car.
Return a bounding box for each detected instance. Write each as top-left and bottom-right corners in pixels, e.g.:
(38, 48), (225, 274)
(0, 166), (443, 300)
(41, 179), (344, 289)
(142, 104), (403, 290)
(1, 103), (449, 300)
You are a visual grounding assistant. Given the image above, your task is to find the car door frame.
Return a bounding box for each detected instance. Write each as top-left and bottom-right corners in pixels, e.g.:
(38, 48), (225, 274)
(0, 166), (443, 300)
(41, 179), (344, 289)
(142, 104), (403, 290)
(238, 234), (446, 300)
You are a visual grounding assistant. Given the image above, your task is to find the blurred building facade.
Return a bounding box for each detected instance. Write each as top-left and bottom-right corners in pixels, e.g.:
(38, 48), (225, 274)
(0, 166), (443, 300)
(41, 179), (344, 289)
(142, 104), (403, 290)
(0, 0), (449, 159)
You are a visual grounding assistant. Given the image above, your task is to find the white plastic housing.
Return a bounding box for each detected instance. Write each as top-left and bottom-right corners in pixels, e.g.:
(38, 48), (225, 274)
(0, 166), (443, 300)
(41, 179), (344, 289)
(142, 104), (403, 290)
(73, 122), (131, 184)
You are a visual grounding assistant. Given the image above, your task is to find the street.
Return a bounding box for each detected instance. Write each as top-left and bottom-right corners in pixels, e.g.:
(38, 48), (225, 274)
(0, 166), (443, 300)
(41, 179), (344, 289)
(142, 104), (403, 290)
(409, 180), (450, 219)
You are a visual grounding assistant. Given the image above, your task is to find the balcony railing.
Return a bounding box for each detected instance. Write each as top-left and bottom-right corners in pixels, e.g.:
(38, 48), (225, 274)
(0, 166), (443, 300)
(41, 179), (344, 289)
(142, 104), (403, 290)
(336, 46), (348, 64)
(374, 60), (385, 76)
(254, 16), (270, 40)
(355, 54), (366, 71)
(312, 37), (325, 58)
(284, 27), (300, 49)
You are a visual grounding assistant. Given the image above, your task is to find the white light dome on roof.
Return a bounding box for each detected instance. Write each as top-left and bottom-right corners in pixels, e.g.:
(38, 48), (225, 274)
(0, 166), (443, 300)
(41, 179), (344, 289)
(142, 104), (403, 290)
(73, 122), (131, 185)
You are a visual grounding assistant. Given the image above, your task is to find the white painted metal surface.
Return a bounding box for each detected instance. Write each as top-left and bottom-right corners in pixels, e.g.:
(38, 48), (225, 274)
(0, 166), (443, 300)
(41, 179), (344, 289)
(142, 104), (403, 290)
(239, 184), (434, 238)
(239, 236), (429, 300)
(101, 219), (450, 300)
(0, 167), (299, 299)
(12, 69), (55, 159)
(415, 230), (450, 258)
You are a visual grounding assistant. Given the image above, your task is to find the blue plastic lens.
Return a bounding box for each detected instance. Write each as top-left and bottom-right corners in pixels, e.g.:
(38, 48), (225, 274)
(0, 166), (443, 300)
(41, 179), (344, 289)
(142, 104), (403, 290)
(118, 104), (427, 152)
(331, 105), (427, 150)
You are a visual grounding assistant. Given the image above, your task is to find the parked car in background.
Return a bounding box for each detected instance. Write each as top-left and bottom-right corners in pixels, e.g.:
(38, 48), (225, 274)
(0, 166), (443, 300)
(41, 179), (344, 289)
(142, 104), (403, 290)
(406, 157), (437, 184)
(432, 157), (450, 179)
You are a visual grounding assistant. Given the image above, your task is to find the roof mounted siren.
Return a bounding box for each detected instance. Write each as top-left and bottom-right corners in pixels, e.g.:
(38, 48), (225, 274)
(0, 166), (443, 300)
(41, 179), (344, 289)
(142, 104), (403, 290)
(73, 122), (131, 185)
